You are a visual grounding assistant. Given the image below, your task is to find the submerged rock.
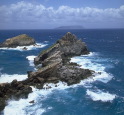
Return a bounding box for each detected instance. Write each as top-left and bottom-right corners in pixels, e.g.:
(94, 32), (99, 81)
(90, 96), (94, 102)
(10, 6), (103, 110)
(0, 34), (35, 48)
(23, 47), (28, 50)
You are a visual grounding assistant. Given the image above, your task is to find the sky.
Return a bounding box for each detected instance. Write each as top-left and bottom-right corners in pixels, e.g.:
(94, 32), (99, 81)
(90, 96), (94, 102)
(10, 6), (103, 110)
(0, 0), (124, 29)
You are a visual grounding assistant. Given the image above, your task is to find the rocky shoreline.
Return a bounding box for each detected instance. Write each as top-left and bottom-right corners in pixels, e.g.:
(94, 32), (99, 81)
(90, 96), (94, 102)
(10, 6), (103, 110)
(0, 32), (94, 111)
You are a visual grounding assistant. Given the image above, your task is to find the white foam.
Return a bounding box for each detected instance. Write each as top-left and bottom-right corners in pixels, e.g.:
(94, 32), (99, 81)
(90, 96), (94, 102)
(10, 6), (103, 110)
(0, 43), (47, 51)
(70, 52), (113, 83)
(86, 89), (116, 102)
(0, 74), (28, 83)
(26, 55), (36, 66)
(4, 81), (68, 115)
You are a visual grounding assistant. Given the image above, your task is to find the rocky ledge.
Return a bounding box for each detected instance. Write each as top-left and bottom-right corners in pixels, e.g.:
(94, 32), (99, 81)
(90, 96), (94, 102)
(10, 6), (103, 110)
(0, 32), (94, 111)
(0, 34), (35, 48)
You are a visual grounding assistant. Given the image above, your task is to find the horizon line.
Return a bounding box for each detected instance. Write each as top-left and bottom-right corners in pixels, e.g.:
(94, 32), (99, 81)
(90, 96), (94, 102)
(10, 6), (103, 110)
(0, 28), (124, 30)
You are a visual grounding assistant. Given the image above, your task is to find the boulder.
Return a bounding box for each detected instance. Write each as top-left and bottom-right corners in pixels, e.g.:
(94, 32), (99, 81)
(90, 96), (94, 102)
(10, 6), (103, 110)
(0, 34), (35, 48)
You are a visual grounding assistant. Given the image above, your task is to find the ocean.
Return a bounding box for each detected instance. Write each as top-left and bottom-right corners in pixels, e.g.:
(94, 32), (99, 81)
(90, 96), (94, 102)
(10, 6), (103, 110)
(0, 29), (124, 115)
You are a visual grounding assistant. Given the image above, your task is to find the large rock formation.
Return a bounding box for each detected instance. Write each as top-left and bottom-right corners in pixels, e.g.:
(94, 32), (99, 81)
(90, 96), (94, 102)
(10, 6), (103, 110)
(30, 32), (92, 85)
(0, 34), (35, 48)
(34, 32), (89, 65)
(0, 32), (94, 112)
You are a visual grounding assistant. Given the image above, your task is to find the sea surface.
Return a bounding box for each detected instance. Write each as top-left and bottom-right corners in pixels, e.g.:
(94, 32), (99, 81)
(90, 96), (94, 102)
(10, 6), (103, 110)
(0, 29), (124, 115)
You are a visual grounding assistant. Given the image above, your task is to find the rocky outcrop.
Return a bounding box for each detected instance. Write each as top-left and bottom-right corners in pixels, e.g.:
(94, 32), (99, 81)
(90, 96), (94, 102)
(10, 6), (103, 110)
(34, 32), (89, 65)
(0, 32), (93, 112)
(0, 80), (32, 111)
(30, 32), (92, 85)
(0, 34), (35, 48)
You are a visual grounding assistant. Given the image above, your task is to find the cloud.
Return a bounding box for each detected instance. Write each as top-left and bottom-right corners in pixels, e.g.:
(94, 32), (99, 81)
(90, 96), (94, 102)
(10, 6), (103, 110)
(0, 1), (124, 29)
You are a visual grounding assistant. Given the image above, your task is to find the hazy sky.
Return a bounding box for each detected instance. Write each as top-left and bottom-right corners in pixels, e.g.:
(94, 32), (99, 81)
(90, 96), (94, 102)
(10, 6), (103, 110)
(0, 0), (124, 29)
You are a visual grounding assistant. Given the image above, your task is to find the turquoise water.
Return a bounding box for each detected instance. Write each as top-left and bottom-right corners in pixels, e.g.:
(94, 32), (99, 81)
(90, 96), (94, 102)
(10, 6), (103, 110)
(0, 29), (124, 115)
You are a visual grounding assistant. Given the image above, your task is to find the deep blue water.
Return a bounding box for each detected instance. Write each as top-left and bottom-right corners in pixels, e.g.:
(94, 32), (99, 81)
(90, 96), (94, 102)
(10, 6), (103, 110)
(0, 29), (124, 115)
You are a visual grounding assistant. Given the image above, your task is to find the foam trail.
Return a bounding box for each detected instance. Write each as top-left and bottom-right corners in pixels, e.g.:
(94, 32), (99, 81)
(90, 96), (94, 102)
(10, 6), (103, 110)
(0, 43), (47, 51)
(86, 89), (116, 102)
(4, 81), (68, 115)
(26, 55), (36, 66)
(0, 74), (27, 83)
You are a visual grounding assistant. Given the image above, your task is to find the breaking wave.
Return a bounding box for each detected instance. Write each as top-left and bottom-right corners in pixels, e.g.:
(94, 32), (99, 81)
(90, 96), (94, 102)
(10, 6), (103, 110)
(86, 89), (116, 102)
(26, 55), (36, 67)
(0, 74), (27, 83)
(0, 43), (47, 51)
(71, 52), (113, 83)
(4, 81), (68, 115)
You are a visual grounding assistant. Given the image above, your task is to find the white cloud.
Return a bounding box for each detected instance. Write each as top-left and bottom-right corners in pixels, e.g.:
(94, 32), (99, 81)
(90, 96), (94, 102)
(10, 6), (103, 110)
(0, 1), (124, 29)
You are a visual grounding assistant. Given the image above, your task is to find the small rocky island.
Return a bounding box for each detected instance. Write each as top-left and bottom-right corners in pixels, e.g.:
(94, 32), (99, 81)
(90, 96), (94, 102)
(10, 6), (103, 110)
(0, 34), (35, 48)
(0, 32), (93, 111)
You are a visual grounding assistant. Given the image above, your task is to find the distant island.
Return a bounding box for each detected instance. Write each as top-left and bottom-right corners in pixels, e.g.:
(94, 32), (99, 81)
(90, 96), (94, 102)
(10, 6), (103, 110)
(55, 25), (84, 29)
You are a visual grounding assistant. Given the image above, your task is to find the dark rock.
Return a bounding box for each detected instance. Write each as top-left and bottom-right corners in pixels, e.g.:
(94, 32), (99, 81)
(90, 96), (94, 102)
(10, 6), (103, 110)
(36, 77), (44, 83)
(0, 91), (3, 97)
(11, 79), (18, 87)
(23, 47), (28, 50)
(47, 77), (59, 83)
(58, 64), (92, 85)
(98, 72), (102, 74)
(17, 83), (24, 90)
(0, 34), (35, 48)
(29, 100), (34, 104)
(15, 85), (32, 98)
(27, 71), (32, 78)
(0, 98), (6, 112)
(35, 84), (43, 89)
